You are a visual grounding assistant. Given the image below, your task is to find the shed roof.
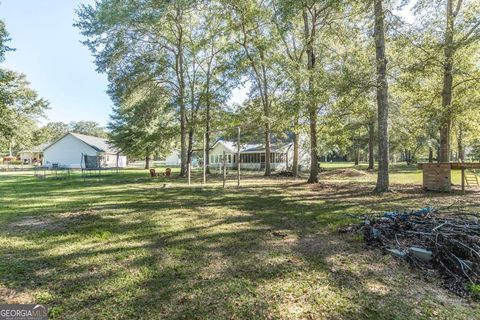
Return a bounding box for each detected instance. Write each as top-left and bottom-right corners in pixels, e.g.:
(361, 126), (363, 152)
(44, 132), (119, 154)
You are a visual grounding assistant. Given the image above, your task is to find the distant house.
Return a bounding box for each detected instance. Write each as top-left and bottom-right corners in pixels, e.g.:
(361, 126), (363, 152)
(165, 151), (181, 166)
(165, 138), (311, 171)
(19, 142), (50, 164)
(43, 132), (127, 168)
(209, 140), (300, 171)
(165, 151), (203, 167)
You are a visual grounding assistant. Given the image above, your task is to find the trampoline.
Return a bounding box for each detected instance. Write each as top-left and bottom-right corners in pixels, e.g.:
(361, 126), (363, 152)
(80, 153), (123, 177)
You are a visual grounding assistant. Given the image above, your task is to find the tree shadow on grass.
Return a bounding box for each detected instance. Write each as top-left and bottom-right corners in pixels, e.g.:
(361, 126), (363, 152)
(1, 176), (478, 318)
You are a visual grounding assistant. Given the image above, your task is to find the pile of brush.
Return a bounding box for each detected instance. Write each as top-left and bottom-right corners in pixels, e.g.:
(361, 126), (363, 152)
(362, 207), (480, 296)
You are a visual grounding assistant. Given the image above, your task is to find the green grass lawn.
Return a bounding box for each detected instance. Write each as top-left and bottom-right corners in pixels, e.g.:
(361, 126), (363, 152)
(0, 166), (479, 319)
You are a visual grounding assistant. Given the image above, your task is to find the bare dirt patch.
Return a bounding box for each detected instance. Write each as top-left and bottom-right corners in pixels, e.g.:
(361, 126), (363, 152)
(58, 211), (97, 222)
(320, 168), (370, 178)
(0, 286), (33, 304)
(9, 217), (53, 230)
(7, 211), (97, 233)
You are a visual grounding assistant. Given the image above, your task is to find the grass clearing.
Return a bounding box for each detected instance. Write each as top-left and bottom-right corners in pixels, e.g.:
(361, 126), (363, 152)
(1, 165), (479, 319)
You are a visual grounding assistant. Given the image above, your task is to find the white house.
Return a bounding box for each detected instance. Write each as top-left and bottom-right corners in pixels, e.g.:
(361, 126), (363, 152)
(19, 142), (50, 165)
(209, 140), (307, 171)
(165, 151), (181, 166)
(43, 132), (127, 169)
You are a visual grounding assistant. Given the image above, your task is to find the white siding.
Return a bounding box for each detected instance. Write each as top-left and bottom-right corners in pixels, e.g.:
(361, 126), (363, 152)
(165, 152), (181, 166)
(209, 143), (235, 170)
(44, 134), (97, 168)
(210, 143), (234, 163)
(103, 153), (128, 168)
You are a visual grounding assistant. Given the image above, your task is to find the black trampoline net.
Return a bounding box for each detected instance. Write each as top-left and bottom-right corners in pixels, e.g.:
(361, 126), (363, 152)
(84, 155), (101, 169)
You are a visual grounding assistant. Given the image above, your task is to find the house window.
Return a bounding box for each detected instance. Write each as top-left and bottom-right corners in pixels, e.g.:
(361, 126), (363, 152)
(228, 155), (231, 163)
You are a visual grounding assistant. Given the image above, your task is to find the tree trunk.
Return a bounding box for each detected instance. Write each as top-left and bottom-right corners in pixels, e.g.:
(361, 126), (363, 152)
(179, 92), (187, 176)
(187, 128), (194, 167)
(293, 117), (299, 176)
(439, 0), (455, 163)
(205, 87), (211, 175)
(458, 124), (464, 162)
(264, 124), (271, 176)
(429, 147), (434, 163)
(374, 0), (390, 192)
(177, 7), (187, 177)
(354, 148), (359, 166)
(368, 119), (375, 170)
(263, 92), (271, 177)
(144, 150), (150, 169)
(260, 50), (271, 177)
(307, 105), (319, 183)
(303, 8), (319, 183)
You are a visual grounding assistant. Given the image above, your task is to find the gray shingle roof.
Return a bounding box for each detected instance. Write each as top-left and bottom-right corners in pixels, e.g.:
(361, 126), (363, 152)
(69, 132), (118, 153)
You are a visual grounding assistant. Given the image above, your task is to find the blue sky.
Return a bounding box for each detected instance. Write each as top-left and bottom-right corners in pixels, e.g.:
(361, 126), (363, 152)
(0, 0), (248, 128)
(1, 0), (111, 126)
